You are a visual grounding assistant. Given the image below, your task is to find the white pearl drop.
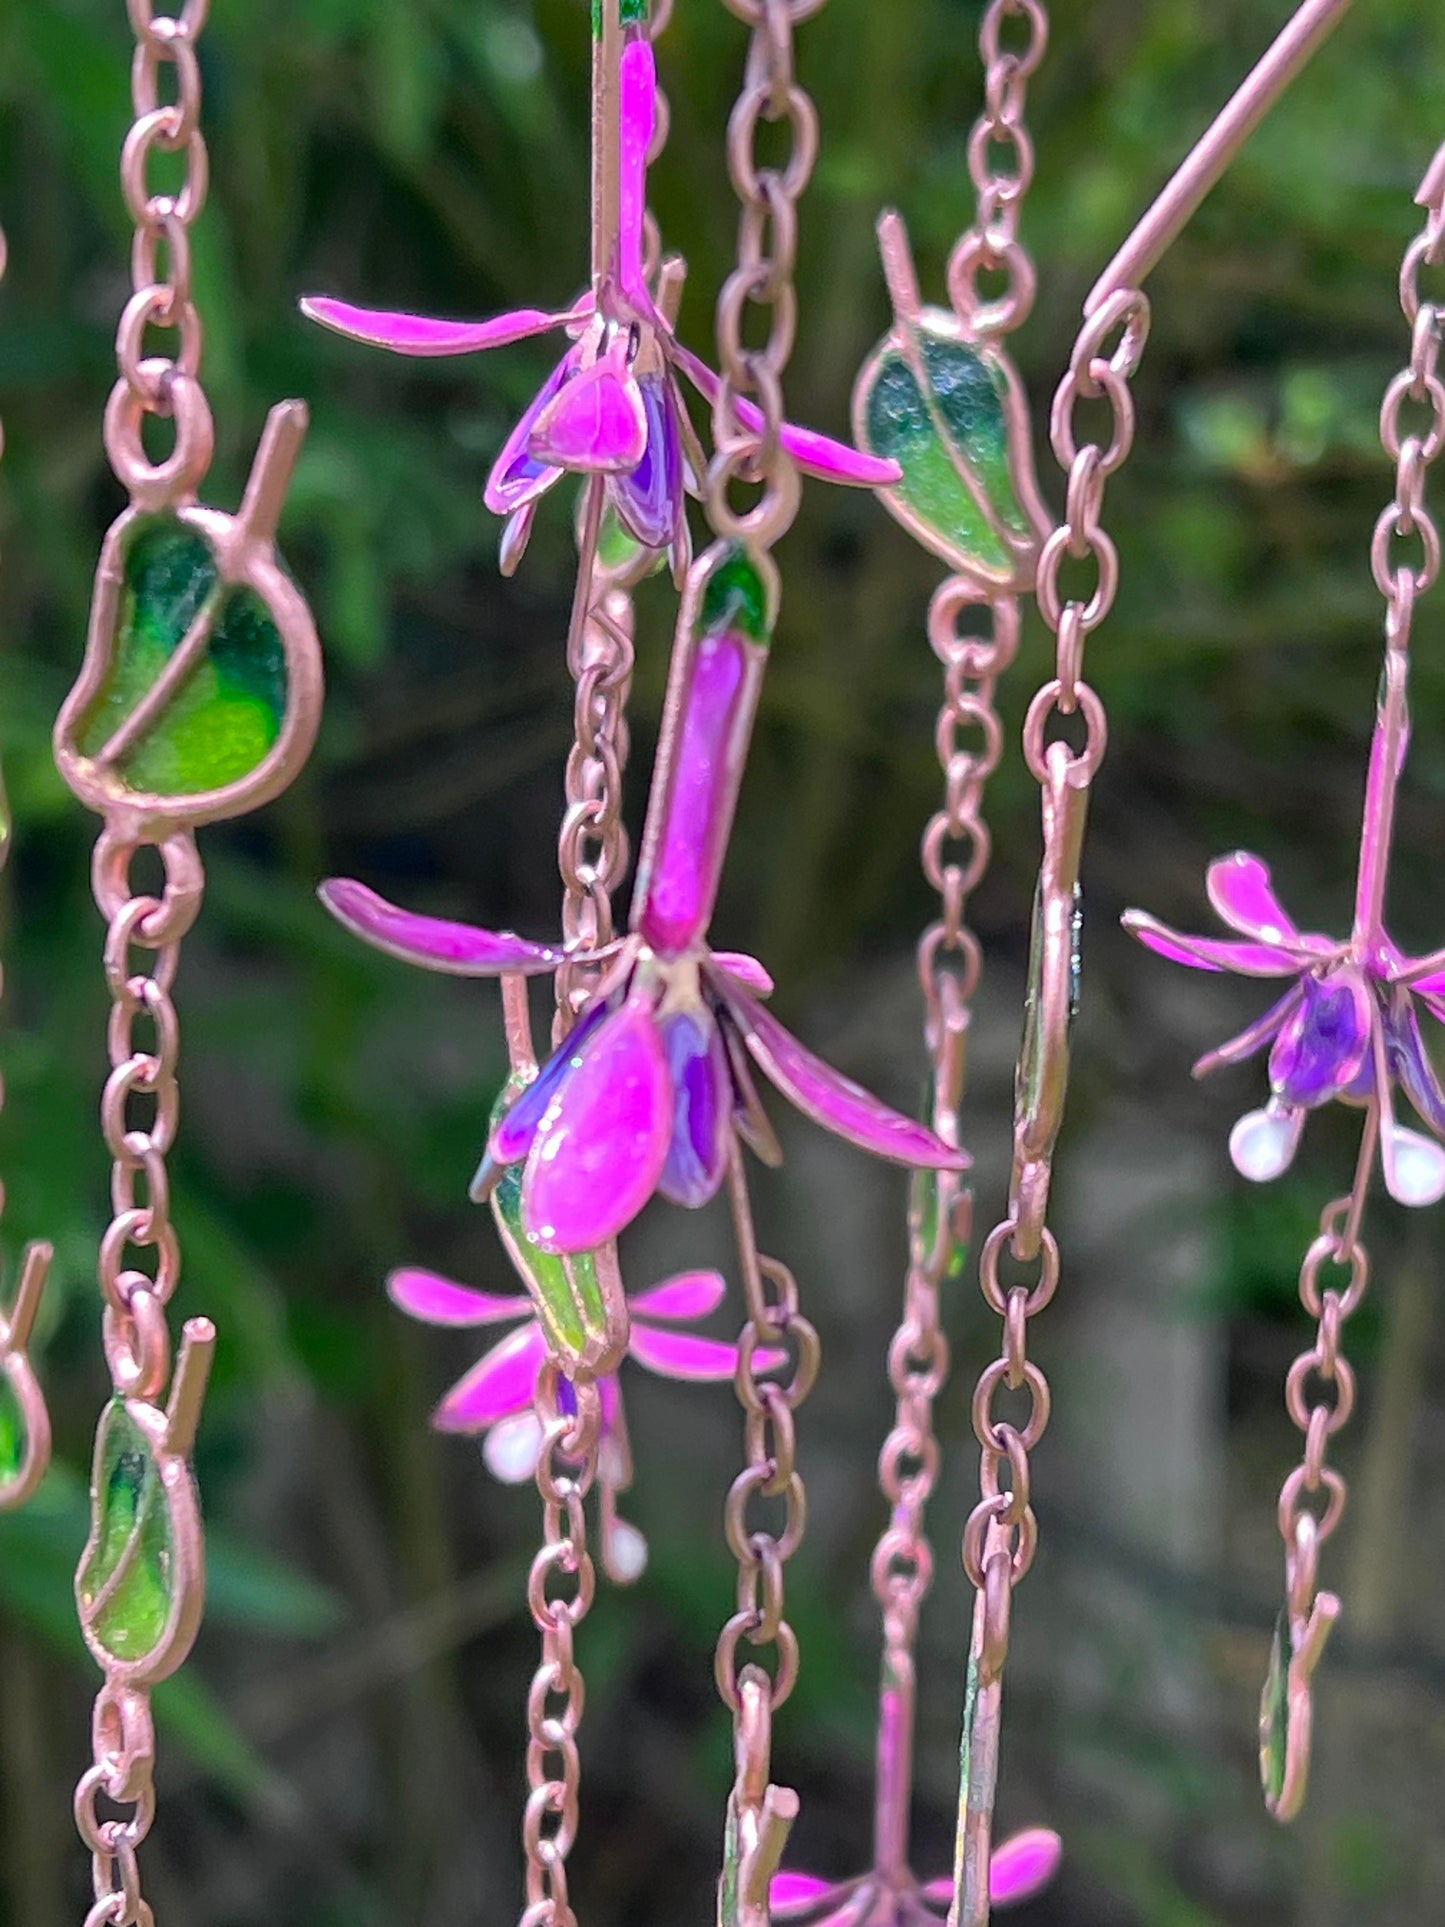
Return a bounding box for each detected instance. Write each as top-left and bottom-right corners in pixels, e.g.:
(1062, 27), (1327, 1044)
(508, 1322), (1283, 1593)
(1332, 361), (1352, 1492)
(607, 1519), (649, 1585)
(1385, 1125), (1445, 1207)
(483, 1412), (544, 1484)
(1229, 1105), (1303, 1183)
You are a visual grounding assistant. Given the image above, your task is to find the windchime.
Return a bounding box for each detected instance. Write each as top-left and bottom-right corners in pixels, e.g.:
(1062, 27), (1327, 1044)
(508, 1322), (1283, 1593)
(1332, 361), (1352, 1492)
(2, 2), (1443, 1925)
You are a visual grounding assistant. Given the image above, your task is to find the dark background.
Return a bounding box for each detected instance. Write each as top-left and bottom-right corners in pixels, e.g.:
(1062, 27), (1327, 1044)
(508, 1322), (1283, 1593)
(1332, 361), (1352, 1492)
(1, 1), (1444, 1922)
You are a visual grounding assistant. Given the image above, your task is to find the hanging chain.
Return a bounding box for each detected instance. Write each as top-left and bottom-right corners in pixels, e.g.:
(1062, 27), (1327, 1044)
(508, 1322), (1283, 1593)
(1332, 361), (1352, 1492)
(116, 0), (209, 426)
(1264, 156), (1445, 1825)
(521, 1368), (602, 1927)
(949, 0), (1047, 341)
(705, 5), (825, 1848)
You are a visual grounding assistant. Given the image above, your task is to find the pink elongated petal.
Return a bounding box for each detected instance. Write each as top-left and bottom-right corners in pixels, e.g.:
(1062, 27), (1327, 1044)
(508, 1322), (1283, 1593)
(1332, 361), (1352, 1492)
(387, 1268), (530, 1328)
(712, 952), (775, 998)
(617, 38), (657, 308)
(1206, 851), (1300, 943)
(672, 345), (901, 486)
(319, 878), (567, 975)
(627, 1269), (727, 1323)
(627, 1326), (741, 1380)
(529, 354), (648, 474)
(1123, 909), (1310, 976)
(521, 995), (673, 1252)
(1192, 986), (1301, 1079)
(434, 1323), (547, 1433)
(484, 351), (576, 515)
(985, 1829), (1064, 1908)
(301, 295), (585, 356)
(769, 1874), (835, 1917)
(1406, 964), (1445, 998)
(729, 993), (969, 1170)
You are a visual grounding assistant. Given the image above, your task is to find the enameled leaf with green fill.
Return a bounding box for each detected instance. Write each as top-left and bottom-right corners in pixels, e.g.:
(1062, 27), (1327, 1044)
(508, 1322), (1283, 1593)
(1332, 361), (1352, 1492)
(76, 1398), (197, 1675)
(75, 517), (289, 799)
(856, 308), (1048, 590)
(0, 1374), (26, 1487)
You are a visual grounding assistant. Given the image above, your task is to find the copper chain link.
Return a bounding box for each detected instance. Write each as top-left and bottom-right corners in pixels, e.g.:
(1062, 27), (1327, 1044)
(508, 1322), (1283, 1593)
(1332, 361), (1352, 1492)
(116, 0), (209, 421)
(962, 286), (1150, 1642)
(708, 0), (824, 1746)
(1274, 166), (1445, 1687)
(873, 0), (1046, 1743)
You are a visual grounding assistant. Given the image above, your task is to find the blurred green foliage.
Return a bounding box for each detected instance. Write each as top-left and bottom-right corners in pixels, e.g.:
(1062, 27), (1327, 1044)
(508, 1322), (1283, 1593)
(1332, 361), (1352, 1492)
(1, 2), (1444, 1924)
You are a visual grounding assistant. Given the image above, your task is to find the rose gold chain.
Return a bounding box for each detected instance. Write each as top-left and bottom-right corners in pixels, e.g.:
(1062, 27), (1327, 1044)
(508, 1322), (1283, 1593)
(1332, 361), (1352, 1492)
(706, 0), (822, 551)
(77, 830), (204, 1927)
(521, 1369), (601, 1927)
(116, 0), (209, 421)
(949, 0), (1048, 339)
(706, 0), (824, 1774)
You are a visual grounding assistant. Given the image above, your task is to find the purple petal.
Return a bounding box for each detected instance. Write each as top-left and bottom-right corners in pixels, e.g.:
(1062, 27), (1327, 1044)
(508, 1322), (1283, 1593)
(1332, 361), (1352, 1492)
(627, 1326), (741, 1380)
(499, 500), (538, 576)
(487, 1002), (611, 1171)
(712, 952), (775, 998)
(1268, 971), (1373, 1107)
(529, 353), (648, 474)
(1123, 909), (1310, 977)
(1206, 852), (1300, 943)
(1385, 988), (1445, 1134)
(987, 1829), (1064, 1908)
(387, 1268), (529, 1328)
(628, 1269), (727, 1323)
(1192, 986), (1301, 1080)
(484, 352), (575, 515)
(300, 294), (585, 357)
(434, 1323), (546, 1433)
(617, 38), (657, 307)
(521, 994), (673, 1252)
(1405, 963), (1445, 998)
(319, 878), (566, 975)
(657, 1007), (731, 1207)
(608, 374), (682, 547)
(728, 993), (969, 1170)
(770, 1875), (835, 1918)
(671, 344), (901, 487)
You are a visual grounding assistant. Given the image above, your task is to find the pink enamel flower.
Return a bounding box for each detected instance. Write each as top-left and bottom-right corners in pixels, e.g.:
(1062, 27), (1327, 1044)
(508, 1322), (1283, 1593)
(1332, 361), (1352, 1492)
(770, 1830), (1062, 1925)
(302, 34), (897, 577)
(1124, 850), (1445, 1205)
(389, 1265), (743, 1583)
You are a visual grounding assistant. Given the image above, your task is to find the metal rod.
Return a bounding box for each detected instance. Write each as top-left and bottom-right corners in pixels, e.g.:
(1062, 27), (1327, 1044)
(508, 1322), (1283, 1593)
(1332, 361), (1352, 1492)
(1085, 0), (1358, 314)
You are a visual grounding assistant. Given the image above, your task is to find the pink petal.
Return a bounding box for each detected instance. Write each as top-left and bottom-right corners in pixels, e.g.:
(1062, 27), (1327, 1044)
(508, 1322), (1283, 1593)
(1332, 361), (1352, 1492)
(484, 352), (576, 515)
(728, 994), (969, 1170)
(529, 354), (648, 474)
(1123, 909), (1309, 976)
(627, 1326), (740, 1381)
(712, 951), (775, 998)
(1192, 986), (1301, 1079)
(671, 344), (901, 487)
(499, 500), (538, 576)
(319, 878), (566, 975)
(301, 295), (584, 357)
(617, 39), (657, 307)
(987, 1829), (1063, 1908)
(521, 994), (673, 1253)
(1407, 965), (1445, 998)
(1205, 852), (1300, 944)
(770, 1874), (835, 1918)
(628, 1269), (727, 1322)
(434, 1323), (547, 1433)
(387, 1268), (530, 1328)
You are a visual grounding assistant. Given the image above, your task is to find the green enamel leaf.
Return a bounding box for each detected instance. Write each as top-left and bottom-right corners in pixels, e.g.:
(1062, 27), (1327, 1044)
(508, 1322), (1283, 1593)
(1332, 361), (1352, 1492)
(1261, 1612), (1292, 1806)
(488, 1080), (610, 1368)
(701, 543), (772, 646)
(863, 319), (1032, 575)
(718, 1798), (742, 1927)
(77, 1400), (177, 1664)
(78, 517), (289, 796)
(951, 1650), (981, 1901)
(911, 1166), (967, 1284)
(1016, 879), (1081, 1136)
(594, 0), (649, 35)
(0, 1374), (26, 1484)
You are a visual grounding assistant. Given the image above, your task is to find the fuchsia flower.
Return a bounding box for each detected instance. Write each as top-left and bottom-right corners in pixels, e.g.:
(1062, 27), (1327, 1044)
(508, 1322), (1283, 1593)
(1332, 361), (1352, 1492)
(302, 29), (897, 578)
(389, 1264), (745, 1582)
(321, 545), (966, 1256)
(1124, 849), (1445, 1205)
(770, 1830), (1062, 1924)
